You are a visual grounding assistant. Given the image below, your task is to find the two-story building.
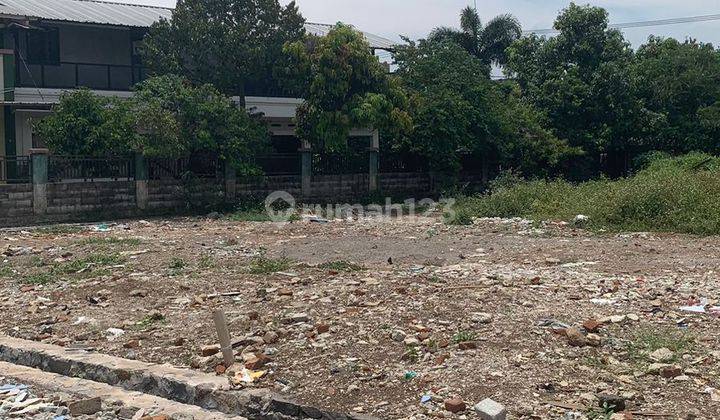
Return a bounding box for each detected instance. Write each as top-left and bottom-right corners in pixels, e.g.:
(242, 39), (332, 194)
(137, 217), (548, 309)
(0, 0), (395, 172)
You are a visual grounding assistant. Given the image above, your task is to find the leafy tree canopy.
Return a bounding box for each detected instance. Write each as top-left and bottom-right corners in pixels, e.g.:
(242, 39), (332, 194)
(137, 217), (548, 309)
(141, 0), (306, 100)
(506, 2), (650, 177)
(33, 90), (135, 156)
(286, 24), (411, 152)
(34, 76), (269, 174)
(632, 37), (720, 154)
(393, 38), (577, 176)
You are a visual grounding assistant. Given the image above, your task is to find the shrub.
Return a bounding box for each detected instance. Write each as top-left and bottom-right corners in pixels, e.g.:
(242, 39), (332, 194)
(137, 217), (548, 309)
(450, 153), (720, 235)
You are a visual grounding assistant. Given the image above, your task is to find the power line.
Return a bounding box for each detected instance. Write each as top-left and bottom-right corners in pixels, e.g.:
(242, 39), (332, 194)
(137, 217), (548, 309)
(525, 13), (720, 35)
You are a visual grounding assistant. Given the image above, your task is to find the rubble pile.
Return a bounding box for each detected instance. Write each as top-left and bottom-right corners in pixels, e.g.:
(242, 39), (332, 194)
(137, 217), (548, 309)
(1, 216), (719, 418)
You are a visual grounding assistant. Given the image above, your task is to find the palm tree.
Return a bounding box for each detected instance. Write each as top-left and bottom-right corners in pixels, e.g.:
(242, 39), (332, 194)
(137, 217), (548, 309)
(429, 6), (521, 71)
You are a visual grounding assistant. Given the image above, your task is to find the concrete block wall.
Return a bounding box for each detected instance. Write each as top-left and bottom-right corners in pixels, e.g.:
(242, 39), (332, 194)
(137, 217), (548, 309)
(236, 175), (302, 198)
(46, 181), (136, 216)
(379, 173), (433, 196)
(0, 184), (34, 226)
(0, 173), (442, 227)
(146, 179), (224, 211)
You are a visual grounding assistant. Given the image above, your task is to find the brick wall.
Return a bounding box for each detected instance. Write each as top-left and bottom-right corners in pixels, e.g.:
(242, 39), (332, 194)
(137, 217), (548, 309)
(237, 175), (302, 198)
(0, 184), (33, 227)
(379, 173), (433, 196)
(147, 179), (224, 212)
(46, 181), (136, 219)
(0, 173), (444, 227)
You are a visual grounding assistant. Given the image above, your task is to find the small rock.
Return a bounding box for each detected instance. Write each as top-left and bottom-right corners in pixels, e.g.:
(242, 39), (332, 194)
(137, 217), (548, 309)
(128, 289), (147, 298)
(68, 397), (102, 416)
(283, 313), (311, 324)
(458, 341), (478, 350)
(566, 327), (586, 347)
(474, 398), (507, 420)
(263, 331), (279, 344)
(472, 312), (493, 324)
(316, 322), (331, 334)
(586, 334), (602, 347)
(244, 353), (272, 370)
(444, 397), (466, 413)
(649, 348), (675, 363)
(660, 365), (683, 379)
(582, 319), (601, 333)
(200, 344), (220, 357)
(123, 339), (140, 349)
(391, 330), (406, 342)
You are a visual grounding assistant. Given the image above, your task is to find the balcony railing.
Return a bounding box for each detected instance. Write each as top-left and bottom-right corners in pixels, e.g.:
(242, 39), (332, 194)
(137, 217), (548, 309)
(17, 60), (148, 91)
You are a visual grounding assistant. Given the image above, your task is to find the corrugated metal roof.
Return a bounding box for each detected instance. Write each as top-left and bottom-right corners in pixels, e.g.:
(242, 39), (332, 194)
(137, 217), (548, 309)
(304, 22), (396, 50)
(0, 0), (173, 28)
(0, 0), (396, 49)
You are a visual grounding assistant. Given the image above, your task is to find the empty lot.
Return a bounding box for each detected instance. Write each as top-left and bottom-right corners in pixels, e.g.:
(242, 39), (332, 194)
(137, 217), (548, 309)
(1, 216), (719, 419)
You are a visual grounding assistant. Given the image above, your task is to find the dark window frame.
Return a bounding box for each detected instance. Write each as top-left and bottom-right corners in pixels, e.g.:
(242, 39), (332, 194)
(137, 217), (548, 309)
(25, 27), (60, 65)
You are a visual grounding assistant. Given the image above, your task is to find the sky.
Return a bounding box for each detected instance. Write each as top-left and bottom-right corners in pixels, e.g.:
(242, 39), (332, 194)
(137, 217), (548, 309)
(111, 0), (720, 48)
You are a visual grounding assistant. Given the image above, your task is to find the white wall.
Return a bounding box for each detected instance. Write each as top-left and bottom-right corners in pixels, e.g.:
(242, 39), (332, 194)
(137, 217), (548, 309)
(15, 109), (51, 155)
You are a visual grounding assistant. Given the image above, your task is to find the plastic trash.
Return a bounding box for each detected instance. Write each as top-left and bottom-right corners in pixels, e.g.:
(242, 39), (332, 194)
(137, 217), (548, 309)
(404, 371), (418, 380)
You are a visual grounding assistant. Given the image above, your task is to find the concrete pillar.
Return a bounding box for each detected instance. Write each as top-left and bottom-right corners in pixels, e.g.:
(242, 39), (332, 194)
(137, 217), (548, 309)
(0, 48), (16, 102)
(30, 148), (48, 214)
(368, 130), (380, 192)
(368, 149), (379, 192)
(299, 139), (312, 198)
(224, 161), (237, 203)
(134, 153), (148, 210)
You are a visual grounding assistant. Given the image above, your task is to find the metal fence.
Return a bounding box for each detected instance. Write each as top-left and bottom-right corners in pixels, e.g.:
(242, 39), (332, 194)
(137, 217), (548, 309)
(48, 156), (134, 182)
(313, 152), (370, 175)
(379, 152), (428, 173)
(256, 153), (301, 175)
(0, 156), (32, 183)
(148, 156), (221, 180)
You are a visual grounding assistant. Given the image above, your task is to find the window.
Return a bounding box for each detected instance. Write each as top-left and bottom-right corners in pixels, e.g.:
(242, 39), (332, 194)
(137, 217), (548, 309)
(27, 28), (60, 64)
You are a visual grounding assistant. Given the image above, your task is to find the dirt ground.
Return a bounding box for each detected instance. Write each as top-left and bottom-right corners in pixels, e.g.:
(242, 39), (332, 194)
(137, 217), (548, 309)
(2, 215), (720, 419)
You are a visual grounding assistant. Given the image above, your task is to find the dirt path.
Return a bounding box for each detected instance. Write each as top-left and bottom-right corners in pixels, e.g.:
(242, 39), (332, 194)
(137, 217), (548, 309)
(1, 216), (719, 419)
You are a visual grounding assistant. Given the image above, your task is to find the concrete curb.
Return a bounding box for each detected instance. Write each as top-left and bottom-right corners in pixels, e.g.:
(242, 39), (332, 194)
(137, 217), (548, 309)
(0, 335), (377, 420)
(0, 361), (243, 419)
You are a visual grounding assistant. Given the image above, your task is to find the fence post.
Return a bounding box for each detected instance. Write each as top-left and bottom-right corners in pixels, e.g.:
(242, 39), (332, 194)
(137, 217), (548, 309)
(30, 149), (49, 215)
(300, 140), (312, 198)
(135, 153), (149, 210)
(368, 130), (380, 192)
(224, 161), (236, 203)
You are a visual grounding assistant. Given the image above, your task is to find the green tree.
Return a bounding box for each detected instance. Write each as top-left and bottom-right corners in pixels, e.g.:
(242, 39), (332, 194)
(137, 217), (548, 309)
(393, 38), (576, 177)
(632, 36), (720, 154)
(33, 90), (136, 156)
(35, 76), (270, 173)
(428, 6), (521, 74)
(507, 3), (649, 178)
(141, 0), (306, 102)
(286, 24), (411, 152)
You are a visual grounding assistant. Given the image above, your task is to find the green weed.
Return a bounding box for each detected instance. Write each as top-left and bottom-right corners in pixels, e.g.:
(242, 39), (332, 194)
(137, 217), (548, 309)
(452, 331), (476, 344)
(248, 256), (294, 274)
(78, 237), (141, 247)
(448, 153), (720, 235)
(22, 273), (53, 285)
(318, 260), (364, 272)
(51, 253), (126, 276)
(626, 327), (695, 365)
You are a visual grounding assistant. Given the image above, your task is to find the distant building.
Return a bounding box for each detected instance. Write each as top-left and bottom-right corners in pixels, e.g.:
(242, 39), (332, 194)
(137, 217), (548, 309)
(0, 0), (395, 159)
